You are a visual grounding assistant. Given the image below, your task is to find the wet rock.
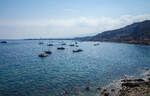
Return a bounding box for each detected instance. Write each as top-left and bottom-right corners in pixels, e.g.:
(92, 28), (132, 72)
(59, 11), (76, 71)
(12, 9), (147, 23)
(134, 79), (145, 82)
(147, 78), (150, 81)
(147, 74), (150, 76)
(103, 89), (107, 92)
(121, 78), (146, 88)
(111, 89), (115, 92)
(104, 92), (109, 96)
(121, 79), (132, 82)
(121, 79), (145, 82)
(122, 82), (140, 88)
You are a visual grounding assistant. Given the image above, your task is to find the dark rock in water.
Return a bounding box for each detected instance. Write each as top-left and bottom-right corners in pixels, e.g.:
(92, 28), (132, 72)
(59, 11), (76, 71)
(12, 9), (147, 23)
(1, 41), (7, 43)
(44, 50), (52, 54)
(85, 86), (90, 91)
(73, 49), (83, 53)
(38, 52), (48, 57)
(57, 47), (65, 50)
(47, 44), (53, 46)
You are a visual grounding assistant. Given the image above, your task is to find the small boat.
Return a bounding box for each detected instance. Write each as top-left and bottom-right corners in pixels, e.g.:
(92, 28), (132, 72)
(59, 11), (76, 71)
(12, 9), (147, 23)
(75, 45), (79, 47)
(73, 49), (83, 53)
(44, 50), (52, 54)
(69, 44), (75, 46)
(1, 41), (7, 43)
(75, 42), (78, 44)
(61, 43), (66, 45)
(39, 42), (44, 45)
(57, 47), (65, 50)
(47, 44), (53, 46)
(39, 52), (48, 57)
(94, 43), (100, 46)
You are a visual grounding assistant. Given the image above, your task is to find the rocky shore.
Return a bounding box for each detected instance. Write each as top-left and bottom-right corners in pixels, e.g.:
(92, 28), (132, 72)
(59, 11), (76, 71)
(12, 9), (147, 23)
(59, 69), (150, 96)
(97, 69), (150, 96)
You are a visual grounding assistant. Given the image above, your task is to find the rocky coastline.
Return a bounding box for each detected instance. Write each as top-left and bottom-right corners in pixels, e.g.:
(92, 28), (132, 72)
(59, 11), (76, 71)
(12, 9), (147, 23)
(97, 69), (150, 96)
(60, 69), (150, 96)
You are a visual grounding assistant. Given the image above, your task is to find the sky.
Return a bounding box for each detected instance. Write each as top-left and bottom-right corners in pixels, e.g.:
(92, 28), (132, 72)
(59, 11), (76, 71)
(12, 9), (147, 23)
(0, 0), (150, 39)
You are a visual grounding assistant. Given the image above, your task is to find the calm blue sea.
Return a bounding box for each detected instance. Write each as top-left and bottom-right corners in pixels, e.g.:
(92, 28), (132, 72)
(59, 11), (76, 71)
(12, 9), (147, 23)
(0, 40), (150, 96)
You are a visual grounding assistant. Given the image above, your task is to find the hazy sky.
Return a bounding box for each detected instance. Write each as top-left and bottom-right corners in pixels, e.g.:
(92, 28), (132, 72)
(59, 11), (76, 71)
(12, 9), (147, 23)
(0, 0), (150, 39)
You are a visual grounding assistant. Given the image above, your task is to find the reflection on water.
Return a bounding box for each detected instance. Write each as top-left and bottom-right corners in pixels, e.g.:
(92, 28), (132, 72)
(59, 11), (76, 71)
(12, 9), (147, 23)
(0, 40), (150, 96)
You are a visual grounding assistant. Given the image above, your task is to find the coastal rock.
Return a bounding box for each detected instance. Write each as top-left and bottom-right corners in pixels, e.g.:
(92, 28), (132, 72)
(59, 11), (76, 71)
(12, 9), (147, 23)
(121, 78), (146, 88)
(104, 92), (109, 96)
(121, 79), (145, 82)
(122, 82), (140, 88)
(111, 89), (115, 92)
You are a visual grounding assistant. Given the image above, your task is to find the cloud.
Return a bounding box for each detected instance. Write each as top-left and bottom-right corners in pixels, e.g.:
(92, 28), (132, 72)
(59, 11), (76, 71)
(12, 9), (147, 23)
(0, 14), (150, 39)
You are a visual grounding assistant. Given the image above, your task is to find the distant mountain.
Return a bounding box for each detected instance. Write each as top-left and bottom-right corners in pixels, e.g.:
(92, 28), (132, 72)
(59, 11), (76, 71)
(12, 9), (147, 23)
(76, 20), (150, 45)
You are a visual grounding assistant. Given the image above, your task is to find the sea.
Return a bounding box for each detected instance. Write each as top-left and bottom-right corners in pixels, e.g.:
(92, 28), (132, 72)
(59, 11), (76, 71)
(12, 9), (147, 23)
(0, 40), (150, 96)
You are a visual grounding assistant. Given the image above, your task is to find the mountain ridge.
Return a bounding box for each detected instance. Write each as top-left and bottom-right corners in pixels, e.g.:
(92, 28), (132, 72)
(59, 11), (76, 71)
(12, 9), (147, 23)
(76, 20), (150, 45)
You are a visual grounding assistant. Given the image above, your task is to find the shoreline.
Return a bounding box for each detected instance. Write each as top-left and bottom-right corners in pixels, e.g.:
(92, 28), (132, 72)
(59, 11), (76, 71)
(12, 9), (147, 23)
(97, 68), (150, 96)
(59, 68), (150, 96)
(94, 40), (150, 46)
